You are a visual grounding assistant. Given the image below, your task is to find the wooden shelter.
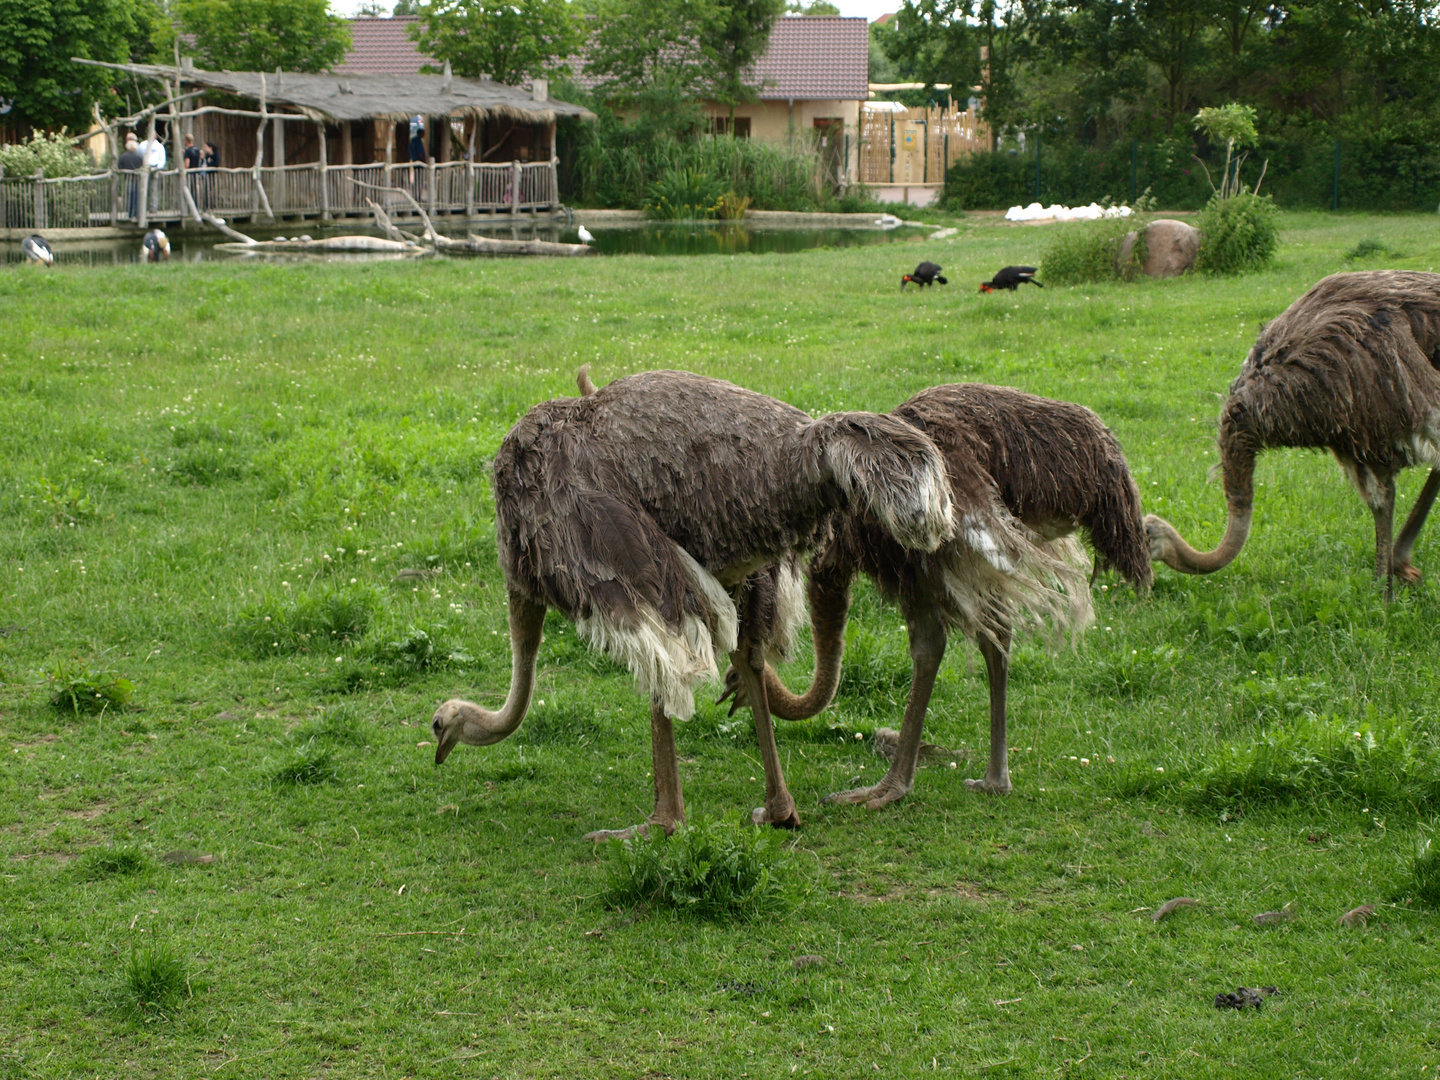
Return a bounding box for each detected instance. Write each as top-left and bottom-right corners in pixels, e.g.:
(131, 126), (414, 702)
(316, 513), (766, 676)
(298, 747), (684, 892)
(6, 58), (594, 231)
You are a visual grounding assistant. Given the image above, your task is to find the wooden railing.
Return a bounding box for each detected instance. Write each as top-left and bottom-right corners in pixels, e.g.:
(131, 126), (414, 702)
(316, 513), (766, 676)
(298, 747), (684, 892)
(859, 105), (988, 187)
(0, 160), (562, 230)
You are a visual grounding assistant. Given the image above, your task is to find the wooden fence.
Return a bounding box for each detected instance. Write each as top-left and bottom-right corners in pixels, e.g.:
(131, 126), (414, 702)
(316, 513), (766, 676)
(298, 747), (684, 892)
(859, 104), (988, 187)
(0, 159), (561, 230)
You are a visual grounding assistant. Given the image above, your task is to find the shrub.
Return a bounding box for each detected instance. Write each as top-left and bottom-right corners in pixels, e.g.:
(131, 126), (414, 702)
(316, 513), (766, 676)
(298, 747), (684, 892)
(1194, 191), (1279, 275)
(605, 816), (796, 921)
(1345, 237), (1403, 261)
(645, 167), (726, 220)
(0, 131), (92, 178)
(124, 944), (188, 1017)
(48, 664), (134, 714)
(713, 191), (751, 220)
(1041, 206), (1149, 286)
(82, 845), (149, 878)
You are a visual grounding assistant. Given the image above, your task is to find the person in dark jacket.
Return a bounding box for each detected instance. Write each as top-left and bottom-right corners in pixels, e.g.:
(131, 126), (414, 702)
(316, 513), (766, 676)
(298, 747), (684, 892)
(182, 133), (202, 210)
(118, 135), (143, 220)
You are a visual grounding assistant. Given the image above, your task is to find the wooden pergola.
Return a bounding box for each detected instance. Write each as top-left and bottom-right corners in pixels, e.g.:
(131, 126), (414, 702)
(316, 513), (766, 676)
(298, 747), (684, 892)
(20, 57), (597, 230)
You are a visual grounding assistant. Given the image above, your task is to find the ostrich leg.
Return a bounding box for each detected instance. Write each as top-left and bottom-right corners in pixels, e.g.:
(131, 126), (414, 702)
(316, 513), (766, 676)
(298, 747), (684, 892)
(584, 699), (685, 841)
(1368, 473), (1397, 601)
(964, 628), (1013, 794)
(732, 639), (800, 829)
(1393, 468), (1440, 585)
(824, 605), (946, 809)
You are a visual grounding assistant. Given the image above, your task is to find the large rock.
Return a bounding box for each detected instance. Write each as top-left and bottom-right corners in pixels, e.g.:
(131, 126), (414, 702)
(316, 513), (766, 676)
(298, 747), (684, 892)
(1117, 218), (1200, 278)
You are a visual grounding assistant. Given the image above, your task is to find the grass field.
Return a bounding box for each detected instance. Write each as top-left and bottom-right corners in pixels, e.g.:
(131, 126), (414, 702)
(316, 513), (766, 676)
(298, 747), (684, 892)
(3, 211), (1440, 1078)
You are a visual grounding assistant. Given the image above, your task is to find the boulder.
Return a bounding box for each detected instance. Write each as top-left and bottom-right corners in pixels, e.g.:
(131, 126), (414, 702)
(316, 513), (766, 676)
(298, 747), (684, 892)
(1117, 218), (1200, 278)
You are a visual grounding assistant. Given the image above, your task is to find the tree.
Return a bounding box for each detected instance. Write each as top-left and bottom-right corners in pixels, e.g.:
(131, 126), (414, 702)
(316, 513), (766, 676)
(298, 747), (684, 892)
(410, 0), (581, 85)
(701, 0), (785, 119)
(0, 0), (150, 131)
(584, 0), (717, 103)
(786, 0), (841, 14)
(175, 0), (352, 73)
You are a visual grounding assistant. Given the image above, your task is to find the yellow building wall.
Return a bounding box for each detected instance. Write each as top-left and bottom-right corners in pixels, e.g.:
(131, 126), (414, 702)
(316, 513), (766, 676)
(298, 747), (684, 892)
(705, 99), (862, 181)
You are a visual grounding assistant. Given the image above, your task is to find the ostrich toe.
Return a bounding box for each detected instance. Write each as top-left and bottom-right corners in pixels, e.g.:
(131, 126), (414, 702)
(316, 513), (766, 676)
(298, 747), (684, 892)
(963, 774), (1013, 795)
(750, 802), (800, 829)
(583, 816), (680, 842)
(1396, 561), (1423, 585)
(822, 780), (912, 809)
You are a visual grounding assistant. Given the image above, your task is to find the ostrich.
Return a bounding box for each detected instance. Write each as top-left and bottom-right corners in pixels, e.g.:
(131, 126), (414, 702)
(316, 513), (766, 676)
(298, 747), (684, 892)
(723, 384), (1151, 805)
(431, 368), (954, 838)
(1145, 270), (1440, 600)
(142, 229), (170, 262)
(21, 235), (54, 266)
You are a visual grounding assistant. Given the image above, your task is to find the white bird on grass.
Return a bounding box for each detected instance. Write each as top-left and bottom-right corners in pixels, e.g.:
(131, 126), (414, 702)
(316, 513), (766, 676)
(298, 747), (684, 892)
(577, 225), (595, 244)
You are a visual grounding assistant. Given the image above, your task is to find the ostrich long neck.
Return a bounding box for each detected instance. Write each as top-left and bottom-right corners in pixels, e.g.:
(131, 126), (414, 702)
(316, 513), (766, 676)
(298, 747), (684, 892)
(765, 569), (852, 721)
(1151, 444), (1256, 574)
(462, 592), (546, 742)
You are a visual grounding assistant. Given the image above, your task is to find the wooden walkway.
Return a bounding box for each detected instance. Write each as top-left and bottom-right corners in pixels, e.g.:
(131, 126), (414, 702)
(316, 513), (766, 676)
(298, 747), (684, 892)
(0, 159), (562, 231)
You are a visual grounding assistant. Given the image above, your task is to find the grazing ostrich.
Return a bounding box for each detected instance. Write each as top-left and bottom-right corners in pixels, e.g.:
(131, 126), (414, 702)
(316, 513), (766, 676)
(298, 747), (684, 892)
(980, 266), (1042, 292)
(902, 262), (947, 290)
(142, 229), (170, 262)
(1145, 270), (1440, 600)
(21, 234), (54, 266)
(724, 384), (1150, 805)
(431, 369), (954, 838)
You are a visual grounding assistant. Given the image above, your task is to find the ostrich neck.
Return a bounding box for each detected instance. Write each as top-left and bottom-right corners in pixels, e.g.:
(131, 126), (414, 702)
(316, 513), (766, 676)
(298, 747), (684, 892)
(764, 569), (851, 721)
(1156, 506), (1253, 574)
(464, 593), (546, 743)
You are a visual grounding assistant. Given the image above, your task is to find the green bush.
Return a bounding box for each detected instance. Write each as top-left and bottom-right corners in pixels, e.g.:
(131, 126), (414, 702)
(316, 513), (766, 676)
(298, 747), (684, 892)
(0, 131), (93, 178)
(1041, 208), (1147, 286)
(1193, 192), (1279, 275)
(644, 167), (726, 220)
(605, 817), (796, 921)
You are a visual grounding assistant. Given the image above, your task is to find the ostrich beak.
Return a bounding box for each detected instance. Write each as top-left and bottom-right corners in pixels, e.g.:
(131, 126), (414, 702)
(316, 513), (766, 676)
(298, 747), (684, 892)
(434, 727), (459, 765)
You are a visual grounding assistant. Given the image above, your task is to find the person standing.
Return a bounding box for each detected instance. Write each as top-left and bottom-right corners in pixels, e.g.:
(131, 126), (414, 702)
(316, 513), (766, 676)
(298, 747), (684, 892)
(118, 134), (143, 220)
(202, 141), (219, 209)
(182, 133), (202, 210)
(138, 131), (167, 212)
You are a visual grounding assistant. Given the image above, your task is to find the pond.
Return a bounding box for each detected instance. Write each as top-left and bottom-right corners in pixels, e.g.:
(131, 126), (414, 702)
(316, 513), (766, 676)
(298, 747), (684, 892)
(2, 220), (924, 265)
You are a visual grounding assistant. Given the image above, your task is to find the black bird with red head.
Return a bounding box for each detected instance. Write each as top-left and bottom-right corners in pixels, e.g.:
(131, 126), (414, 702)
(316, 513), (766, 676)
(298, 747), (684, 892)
(901, 261), (948, 290)
(981, 266), (1042, 292)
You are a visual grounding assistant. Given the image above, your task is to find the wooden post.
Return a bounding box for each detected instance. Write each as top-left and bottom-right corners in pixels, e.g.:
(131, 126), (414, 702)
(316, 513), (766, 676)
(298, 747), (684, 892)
(272, 111), (285, 213)
(253, 72), (273, 221)
(33, 168), (45, 230)
(341, 121), (353, 166)
(466, 119), (476, 217)
(138, 111), (157, 229)
(511, 159), (520, 216)
(96, 102), (119, 226)
(318, 120), (330, 221)
(427, 156), (436, 218)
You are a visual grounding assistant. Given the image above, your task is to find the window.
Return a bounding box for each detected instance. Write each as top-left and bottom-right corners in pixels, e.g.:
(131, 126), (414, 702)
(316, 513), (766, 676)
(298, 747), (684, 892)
(710, 116), (751, 139)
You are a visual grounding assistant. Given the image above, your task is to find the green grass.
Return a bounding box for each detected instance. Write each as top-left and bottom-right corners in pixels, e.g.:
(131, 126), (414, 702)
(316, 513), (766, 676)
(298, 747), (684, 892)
(2, 211), (1440, 1076)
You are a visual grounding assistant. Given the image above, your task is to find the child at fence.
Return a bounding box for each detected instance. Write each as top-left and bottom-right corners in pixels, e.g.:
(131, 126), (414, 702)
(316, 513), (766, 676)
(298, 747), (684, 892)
(118, 135), (143, 220)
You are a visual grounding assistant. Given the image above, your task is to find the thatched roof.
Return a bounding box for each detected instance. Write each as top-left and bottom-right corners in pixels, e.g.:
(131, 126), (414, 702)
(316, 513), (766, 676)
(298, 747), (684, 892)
(89, 61), (594, 124)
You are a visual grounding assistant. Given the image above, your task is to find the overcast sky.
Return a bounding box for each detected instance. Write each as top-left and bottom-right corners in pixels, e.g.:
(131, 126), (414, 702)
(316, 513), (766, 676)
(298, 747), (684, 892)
(329, 1), (895, 25)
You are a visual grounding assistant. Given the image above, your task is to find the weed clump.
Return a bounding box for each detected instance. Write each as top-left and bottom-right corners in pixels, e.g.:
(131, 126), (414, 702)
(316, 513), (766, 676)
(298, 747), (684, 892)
(123, 944), (188, 1018)
(515, 701), (601, 746)
(269, 742), (339, 786)
(233, 586), (380, 656)
(366, 625), (472, 672)
(1345, 237), (1404, 261)
(1402, 835), (1440, 909)
(48, 664), (134, 714)
(293, 703), (367, 745)
(605, 817), (796, 921)
(1189, 713), (1440, 809)
(82, 845), (149, 878)
(1041, 211), (1147, 286)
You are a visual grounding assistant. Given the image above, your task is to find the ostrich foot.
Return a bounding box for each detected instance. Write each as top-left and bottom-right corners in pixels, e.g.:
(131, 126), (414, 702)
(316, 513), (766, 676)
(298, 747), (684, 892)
(582, 817), (681, 842)
(1396, 560), (1423, 586)
(822, 781), (912, 809)
(750, 802), (801, 829)
(963, 774), (1012, 795)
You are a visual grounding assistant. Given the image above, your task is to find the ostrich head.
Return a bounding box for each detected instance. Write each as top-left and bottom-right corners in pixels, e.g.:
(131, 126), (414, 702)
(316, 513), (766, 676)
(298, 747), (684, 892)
(431, 698), (515, 763)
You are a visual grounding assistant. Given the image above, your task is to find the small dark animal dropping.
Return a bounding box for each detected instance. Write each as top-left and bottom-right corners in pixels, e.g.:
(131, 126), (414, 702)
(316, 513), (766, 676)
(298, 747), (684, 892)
(1214, 986), (1278, 1010)
(792, 954), (828, 970)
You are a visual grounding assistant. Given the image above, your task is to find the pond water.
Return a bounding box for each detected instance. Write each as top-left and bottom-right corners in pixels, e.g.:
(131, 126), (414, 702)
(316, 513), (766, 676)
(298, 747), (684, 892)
(2, 220), (921, 265)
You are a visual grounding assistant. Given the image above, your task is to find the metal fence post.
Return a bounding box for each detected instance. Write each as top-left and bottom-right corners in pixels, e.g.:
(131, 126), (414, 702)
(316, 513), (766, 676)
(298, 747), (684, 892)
(889, 113), (895, 184)
(1332, 139), (1341, 211)
(1034, 130), (1042, 202)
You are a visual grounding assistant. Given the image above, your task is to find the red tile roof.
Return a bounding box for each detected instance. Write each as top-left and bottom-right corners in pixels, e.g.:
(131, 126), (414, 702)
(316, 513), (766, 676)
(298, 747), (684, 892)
(752, 16), (868, 101)
(336, 17), (435, 76)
